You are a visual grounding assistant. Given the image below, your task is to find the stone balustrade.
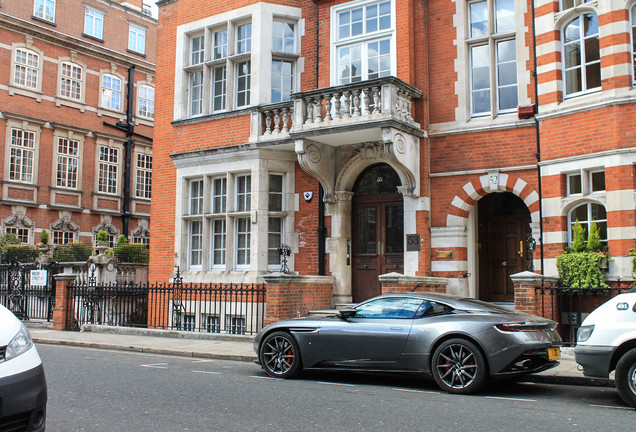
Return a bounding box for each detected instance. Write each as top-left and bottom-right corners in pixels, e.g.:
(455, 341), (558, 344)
(250, 77), (422, 144)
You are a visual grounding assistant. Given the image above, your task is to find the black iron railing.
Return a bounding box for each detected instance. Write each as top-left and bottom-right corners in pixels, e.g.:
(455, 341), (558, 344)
(0, 262), (58, 321)
(535, 280), (632, 346)
(68, 281), (266, 335)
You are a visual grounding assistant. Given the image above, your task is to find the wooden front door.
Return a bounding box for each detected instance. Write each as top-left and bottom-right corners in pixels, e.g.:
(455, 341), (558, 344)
(352, 194), (404, 303)
(478, 193), (531, 303)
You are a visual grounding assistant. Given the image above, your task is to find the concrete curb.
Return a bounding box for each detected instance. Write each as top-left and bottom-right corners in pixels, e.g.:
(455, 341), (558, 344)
(33, 338), (258, 363)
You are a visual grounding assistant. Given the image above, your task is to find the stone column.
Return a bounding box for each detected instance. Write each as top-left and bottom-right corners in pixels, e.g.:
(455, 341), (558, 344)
(52, 273), (76, 331)
(328, 192), (354, 305)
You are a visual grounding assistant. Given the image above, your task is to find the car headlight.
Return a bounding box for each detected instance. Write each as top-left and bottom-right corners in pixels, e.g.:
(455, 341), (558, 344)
(5, 323), (34, 361)
(577, 325), (595, 343)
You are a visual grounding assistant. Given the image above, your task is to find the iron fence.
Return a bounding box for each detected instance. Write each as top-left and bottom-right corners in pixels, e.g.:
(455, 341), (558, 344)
(535, 280), (632, 346)
(0, 262), (58, 321)
(68, 281), (266, 335)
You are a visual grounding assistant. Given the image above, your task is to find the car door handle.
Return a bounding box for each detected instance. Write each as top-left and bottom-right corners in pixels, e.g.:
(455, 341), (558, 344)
(390, 327), (403, 330)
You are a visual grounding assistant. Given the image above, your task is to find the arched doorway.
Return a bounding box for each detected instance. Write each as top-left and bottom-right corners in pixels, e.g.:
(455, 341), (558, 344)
(478, 192), (531, 303)
(352, 164), (404, 302)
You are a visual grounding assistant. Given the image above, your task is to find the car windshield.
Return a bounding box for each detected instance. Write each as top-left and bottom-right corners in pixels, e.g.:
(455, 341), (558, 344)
(459, 299), (515, 313)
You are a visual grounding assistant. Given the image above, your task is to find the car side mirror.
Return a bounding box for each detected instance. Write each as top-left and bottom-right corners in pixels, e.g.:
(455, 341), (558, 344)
(338, 308), (357, 319)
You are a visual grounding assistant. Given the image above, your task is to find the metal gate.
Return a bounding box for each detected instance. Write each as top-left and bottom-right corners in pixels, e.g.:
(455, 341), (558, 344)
(0, 261), (59, 321)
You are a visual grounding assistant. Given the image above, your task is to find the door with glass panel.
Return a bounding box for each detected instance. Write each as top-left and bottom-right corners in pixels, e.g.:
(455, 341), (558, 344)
(351, 164), (404, 303)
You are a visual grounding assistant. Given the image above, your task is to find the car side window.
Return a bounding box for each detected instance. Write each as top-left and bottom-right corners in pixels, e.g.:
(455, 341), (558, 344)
(355, 297), (423, 319)
(415, 301), (453, 318)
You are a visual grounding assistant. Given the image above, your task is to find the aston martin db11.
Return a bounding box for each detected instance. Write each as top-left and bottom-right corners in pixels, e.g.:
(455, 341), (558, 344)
(254, 292), (562, 394)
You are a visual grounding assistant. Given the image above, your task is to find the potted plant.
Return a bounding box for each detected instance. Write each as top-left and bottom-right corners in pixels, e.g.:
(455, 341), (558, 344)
(95, 229), (109, 254)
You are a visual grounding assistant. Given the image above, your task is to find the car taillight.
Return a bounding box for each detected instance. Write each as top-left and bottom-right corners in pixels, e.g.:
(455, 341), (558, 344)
(495, 322), (542, 332)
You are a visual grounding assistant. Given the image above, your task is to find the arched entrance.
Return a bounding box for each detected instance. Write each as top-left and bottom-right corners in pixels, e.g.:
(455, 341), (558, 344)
(352, 164), (404, 302)
(478, 192), (531, 303)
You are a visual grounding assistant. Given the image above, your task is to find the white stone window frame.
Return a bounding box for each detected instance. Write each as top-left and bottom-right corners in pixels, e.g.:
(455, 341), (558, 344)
(452, 0), (529, 125)
(95, 140), (122, 196)
(566, 200), (608, 246)
(329, 0), (397, 86)
(4, 118), (42, 186)
(560, 0), (594, 11)
(465, 0), (518, 117)
(267, 173), (285, 270)
(174, 3), (303, 120)
(52, 230), (75, 245)
(99, 70), (125, 113)
(134, 149), (152, 200)
(174, 150), (296, 279)
(560, 9), (601, 99)
(55, 57), (87, 111)
(128, 23), (147, 55)
(52, 129), (84, 190)
(565, 167), (605, 197)
(84, 6), (105, 40)
(136, 83), (155, 120)
(9, 43), (44, 101)
(5, 226), (31, 244)
(630, 3), (636, 85)
(33, 0), (56, 23)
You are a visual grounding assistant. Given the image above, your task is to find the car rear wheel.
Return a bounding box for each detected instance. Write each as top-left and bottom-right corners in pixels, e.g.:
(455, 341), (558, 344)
(260, 331), (302, 379)
(432, 338), (486, 394)
(615, 348), (636, 408)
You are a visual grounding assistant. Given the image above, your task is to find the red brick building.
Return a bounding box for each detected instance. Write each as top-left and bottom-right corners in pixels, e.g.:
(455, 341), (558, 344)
(0, 0), (156, 247)
(151, 0), (635, 319)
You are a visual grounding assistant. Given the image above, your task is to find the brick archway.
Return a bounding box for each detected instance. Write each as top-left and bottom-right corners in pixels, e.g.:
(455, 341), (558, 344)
(446, 173), (540, 228)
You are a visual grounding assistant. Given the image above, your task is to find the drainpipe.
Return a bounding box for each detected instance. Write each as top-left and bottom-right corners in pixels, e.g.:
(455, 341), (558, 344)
(313, 0), (326, 276)
(531, 1), (545, 275)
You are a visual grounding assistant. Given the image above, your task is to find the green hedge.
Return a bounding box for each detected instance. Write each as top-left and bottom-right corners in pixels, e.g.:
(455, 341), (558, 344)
(52, 242), (93, 262)
(1, 245), (41, 263)
(114, 243), (149, 263)
(556, 251), (609, 288)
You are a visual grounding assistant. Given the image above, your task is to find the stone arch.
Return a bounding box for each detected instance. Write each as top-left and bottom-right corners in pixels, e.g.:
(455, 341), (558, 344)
(445, 173), (540, 228)
(334, 142), (416, 197)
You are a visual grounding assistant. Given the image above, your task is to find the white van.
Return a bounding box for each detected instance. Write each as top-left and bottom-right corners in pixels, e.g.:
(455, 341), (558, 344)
(0, 304), (47, 430)
(574, 289), (636, 408)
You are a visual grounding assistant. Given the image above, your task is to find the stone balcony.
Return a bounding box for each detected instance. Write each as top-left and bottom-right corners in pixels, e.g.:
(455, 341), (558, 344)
(250, 77), (424, 147)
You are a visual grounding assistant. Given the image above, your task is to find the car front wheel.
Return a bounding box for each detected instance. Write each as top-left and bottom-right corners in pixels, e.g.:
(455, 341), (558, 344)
(259, 331), (302, 379)
(615, 348), (636, 408)
(432, 338), (486, 394)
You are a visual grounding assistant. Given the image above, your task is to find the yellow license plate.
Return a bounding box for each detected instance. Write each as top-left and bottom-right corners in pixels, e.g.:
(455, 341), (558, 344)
(548, 347), (561, 360)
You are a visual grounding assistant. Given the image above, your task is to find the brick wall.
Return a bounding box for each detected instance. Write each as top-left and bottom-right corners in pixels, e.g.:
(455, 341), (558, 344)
(263, 274), (334, 325)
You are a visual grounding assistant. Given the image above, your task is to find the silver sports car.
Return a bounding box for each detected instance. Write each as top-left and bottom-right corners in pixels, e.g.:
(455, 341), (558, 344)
(254, 292), (562, 394)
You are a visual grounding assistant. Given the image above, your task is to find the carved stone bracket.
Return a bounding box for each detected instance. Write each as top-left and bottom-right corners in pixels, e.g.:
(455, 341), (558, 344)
(295, 139), (336, 203)
(51, 217), (80, 232)
(3, 209), (35, 228)
(561, 194), (606, 212)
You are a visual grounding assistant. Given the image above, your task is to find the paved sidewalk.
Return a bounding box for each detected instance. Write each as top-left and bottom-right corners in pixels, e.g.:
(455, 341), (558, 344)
(27, 323), (612, 387)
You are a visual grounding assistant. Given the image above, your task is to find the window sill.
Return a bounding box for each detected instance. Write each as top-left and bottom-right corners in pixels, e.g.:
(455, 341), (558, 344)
(135, 117), (154, 127)
(9, 85), (43, 102)
(97, 107), (125, 120)
(82, 33), (104, 43)
(32, 16), (56, 26)
(172, 106), (252, 126)
(126, 49), (146, 58)
(55, 96), (87, 112)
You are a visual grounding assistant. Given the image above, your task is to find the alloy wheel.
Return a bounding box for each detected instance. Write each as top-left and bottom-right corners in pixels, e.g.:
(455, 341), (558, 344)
(262, 335), (296, 375)
(435, 343), (479, 389)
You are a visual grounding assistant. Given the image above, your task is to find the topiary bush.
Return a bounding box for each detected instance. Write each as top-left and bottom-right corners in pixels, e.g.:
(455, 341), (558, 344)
(630, 248), (636, 277)
(52, 242), (93, 262)
(1, 245), (41, 263)
(571, 220), (587, 253)
(114, 243), (149, 263)
(556, 251), (609, 288)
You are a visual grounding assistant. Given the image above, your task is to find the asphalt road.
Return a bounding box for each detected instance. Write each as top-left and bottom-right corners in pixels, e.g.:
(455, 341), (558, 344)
(39, 344), (633, 432)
